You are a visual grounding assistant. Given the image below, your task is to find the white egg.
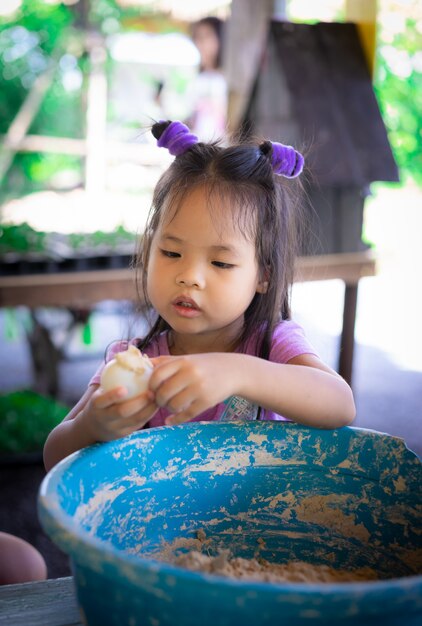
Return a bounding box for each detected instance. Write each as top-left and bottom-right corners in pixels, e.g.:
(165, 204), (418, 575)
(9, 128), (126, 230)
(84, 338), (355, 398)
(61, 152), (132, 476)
(100, 345), (153, 401)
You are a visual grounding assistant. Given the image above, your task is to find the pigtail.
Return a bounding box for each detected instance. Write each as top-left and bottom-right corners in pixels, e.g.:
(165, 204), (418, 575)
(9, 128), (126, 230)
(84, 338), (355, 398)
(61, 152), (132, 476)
(259, 140), (304, 178)
(152, 120), (199, 156)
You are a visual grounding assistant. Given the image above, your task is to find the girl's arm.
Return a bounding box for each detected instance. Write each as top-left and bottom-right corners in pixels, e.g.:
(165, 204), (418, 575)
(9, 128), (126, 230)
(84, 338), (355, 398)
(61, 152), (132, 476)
(149, 353), (355, 428)
(43, 384), (157, 472)
(238, 353), (356, 428)
(43, 385), (99, 472)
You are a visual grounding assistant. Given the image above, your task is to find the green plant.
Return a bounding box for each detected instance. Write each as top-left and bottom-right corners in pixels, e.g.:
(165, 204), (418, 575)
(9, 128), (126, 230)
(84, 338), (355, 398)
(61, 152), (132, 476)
(0, 390), (69, 453)
(374, 17), (422, 186)
(0, 0), (82, 202)
(0, 222), (46, 254)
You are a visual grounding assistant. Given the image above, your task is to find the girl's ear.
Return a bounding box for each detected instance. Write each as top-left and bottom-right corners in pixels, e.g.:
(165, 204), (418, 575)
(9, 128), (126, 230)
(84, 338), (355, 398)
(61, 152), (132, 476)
(256, 280), (269, 294)
(256, 266), (270, 294)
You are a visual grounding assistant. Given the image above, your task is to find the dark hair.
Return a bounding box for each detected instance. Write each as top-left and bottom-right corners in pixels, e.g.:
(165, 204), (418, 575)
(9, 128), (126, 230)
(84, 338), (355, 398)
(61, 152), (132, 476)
(136, 123), (303, 360)
(191, 16), (224, 70)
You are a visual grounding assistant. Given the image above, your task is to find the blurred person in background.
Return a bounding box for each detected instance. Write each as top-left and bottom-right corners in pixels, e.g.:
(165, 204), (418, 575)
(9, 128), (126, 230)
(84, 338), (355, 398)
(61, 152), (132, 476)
(188, 16), (228, 141)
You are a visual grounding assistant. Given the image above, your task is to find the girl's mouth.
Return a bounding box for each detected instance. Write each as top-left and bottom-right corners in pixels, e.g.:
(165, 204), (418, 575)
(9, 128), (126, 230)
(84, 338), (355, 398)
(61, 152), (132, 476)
(172, 297), (201, 318)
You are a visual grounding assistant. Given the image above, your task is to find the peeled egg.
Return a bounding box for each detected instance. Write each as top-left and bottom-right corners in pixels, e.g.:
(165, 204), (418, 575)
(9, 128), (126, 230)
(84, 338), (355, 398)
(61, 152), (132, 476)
(100, 345), (153, 401)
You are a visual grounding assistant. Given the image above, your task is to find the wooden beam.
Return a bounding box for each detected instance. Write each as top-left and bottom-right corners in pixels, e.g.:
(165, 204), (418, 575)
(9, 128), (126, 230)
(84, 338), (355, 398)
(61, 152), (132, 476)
(0, 135), (172, 166)
(0, 134), (86, 156)
(0, 65), (56, 182)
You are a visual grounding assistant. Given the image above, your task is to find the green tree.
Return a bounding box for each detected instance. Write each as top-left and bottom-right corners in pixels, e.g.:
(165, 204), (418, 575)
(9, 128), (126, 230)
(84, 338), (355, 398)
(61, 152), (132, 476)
(374, 17), (422, 186)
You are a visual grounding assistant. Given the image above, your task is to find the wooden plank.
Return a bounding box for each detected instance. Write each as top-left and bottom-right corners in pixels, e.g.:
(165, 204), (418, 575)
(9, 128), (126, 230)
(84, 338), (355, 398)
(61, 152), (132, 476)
(0, 252), (376, 309)
(294, 250), (376, 284)
(0, 268), (138, 308)
(0, 134), (87, 156)
(0, 576), (82, 626)
(0, 134), (171, 165)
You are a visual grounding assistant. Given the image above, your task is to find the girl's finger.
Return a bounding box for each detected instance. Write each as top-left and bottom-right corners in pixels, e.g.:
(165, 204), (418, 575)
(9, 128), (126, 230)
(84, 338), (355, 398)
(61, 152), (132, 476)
(111, 391), (155, 419)
(154, 373), (191, 408)
(160, 387), (194, 414)
(165, 413), (191, 426)
(165, 399), (203, 425)
(135, 404), (159, 430)
(149, 358), (186, 392)
(93, 387), (128, 409)
(106, 401), (158, 435)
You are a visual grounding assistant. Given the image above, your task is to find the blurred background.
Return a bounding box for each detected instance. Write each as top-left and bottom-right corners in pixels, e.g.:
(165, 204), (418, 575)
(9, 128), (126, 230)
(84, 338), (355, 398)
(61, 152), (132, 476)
(0, 1), (421, 570)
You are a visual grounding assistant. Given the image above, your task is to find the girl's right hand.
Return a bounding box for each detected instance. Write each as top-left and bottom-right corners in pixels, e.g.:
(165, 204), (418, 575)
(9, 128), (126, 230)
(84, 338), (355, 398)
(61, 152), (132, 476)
(76, 386), (157, 442)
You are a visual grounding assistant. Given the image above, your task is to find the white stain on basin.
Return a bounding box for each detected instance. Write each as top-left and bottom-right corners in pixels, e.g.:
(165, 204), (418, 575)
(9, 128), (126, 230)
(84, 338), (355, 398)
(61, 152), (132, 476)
(247, 432), (269, 445)
(74, 483), (126, 532)
(180, 448), (307, 478)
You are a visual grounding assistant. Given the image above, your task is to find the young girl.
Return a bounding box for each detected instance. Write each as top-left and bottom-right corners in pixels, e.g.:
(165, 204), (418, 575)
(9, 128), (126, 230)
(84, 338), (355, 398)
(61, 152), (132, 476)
(44, 120), (355, 471)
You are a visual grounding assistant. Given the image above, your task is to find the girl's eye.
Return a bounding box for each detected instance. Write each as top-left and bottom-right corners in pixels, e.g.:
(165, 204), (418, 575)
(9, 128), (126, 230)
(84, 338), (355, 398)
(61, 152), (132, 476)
(212, 261), (234, 269)
(160, 249), (180, 258)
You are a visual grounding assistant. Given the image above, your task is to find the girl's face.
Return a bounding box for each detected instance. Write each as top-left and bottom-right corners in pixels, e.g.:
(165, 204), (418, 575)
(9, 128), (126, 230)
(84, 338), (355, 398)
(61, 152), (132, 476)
(147, 186), (266, 352)
(193, 23), (220, 71)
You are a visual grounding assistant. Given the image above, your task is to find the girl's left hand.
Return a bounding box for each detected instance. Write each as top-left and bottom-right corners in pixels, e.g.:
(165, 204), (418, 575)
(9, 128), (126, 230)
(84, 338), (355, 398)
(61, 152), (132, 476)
(148, 354), (237, 425)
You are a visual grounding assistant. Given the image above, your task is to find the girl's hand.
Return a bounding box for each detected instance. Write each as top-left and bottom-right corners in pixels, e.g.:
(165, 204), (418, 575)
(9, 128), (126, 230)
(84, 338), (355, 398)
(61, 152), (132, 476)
(76, 386), (157, 442)
(149, 354), (237, 425)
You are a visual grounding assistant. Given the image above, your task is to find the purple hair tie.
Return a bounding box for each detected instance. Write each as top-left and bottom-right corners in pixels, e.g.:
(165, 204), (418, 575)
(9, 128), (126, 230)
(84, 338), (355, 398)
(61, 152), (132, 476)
(156, 120), (199, 156)
(270, 142), (304, 178)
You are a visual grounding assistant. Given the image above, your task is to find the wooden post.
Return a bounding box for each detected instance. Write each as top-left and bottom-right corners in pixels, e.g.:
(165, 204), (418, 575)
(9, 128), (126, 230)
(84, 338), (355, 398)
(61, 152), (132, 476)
(342, 0), (378, 384)
(338, 283), (359, 386)
(345, 0), (377, 77)
(85, 36), (108, 195)
(224, 0), (275, 133)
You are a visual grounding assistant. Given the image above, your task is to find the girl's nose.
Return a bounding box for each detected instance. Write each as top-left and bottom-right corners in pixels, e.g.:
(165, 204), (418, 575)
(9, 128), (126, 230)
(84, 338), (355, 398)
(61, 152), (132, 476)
(176, 266), (205, 289)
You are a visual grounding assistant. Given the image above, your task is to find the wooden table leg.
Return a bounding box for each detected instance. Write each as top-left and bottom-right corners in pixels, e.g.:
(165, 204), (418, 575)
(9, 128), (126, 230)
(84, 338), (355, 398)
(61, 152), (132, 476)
(26, 311), (61, 398)
(338, 283), (359, 386)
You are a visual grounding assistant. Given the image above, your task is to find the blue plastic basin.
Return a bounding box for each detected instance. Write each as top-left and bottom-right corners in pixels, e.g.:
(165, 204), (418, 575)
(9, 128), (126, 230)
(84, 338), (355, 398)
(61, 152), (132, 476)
(38, 422), (422, 626)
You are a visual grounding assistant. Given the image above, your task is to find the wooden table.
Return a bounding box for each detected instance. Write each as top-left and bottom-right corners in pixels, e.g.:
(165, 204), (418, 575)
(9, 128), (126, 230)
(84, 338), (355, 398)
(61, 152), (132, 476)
(0, 251), (376, 385)
(0, 577), (82, 626)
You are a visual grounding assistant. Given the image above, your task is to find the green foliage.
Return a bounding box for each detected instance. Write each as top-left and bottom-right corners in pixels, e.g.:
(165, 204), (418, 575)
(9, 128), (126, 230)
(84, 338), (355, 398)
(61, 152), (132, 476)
(375, 18), (422, 186)
(68, 225), (137, 251)
(0, 0), (74, 129)
(0, 0), (84, 201)
(0, 390), (69, 453)
(0, 222), (46, 254)
(89, 0), (123, 34)
(0, 221), (137, 256)
(1, 152), (82, 202)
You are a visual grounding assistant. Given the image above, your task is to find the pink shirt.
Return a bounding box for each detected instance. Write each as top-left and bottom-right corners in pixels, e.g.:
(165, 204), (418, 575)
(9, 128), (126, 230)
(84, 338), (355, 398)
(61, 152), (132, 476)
(89, 320), (317, 427)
